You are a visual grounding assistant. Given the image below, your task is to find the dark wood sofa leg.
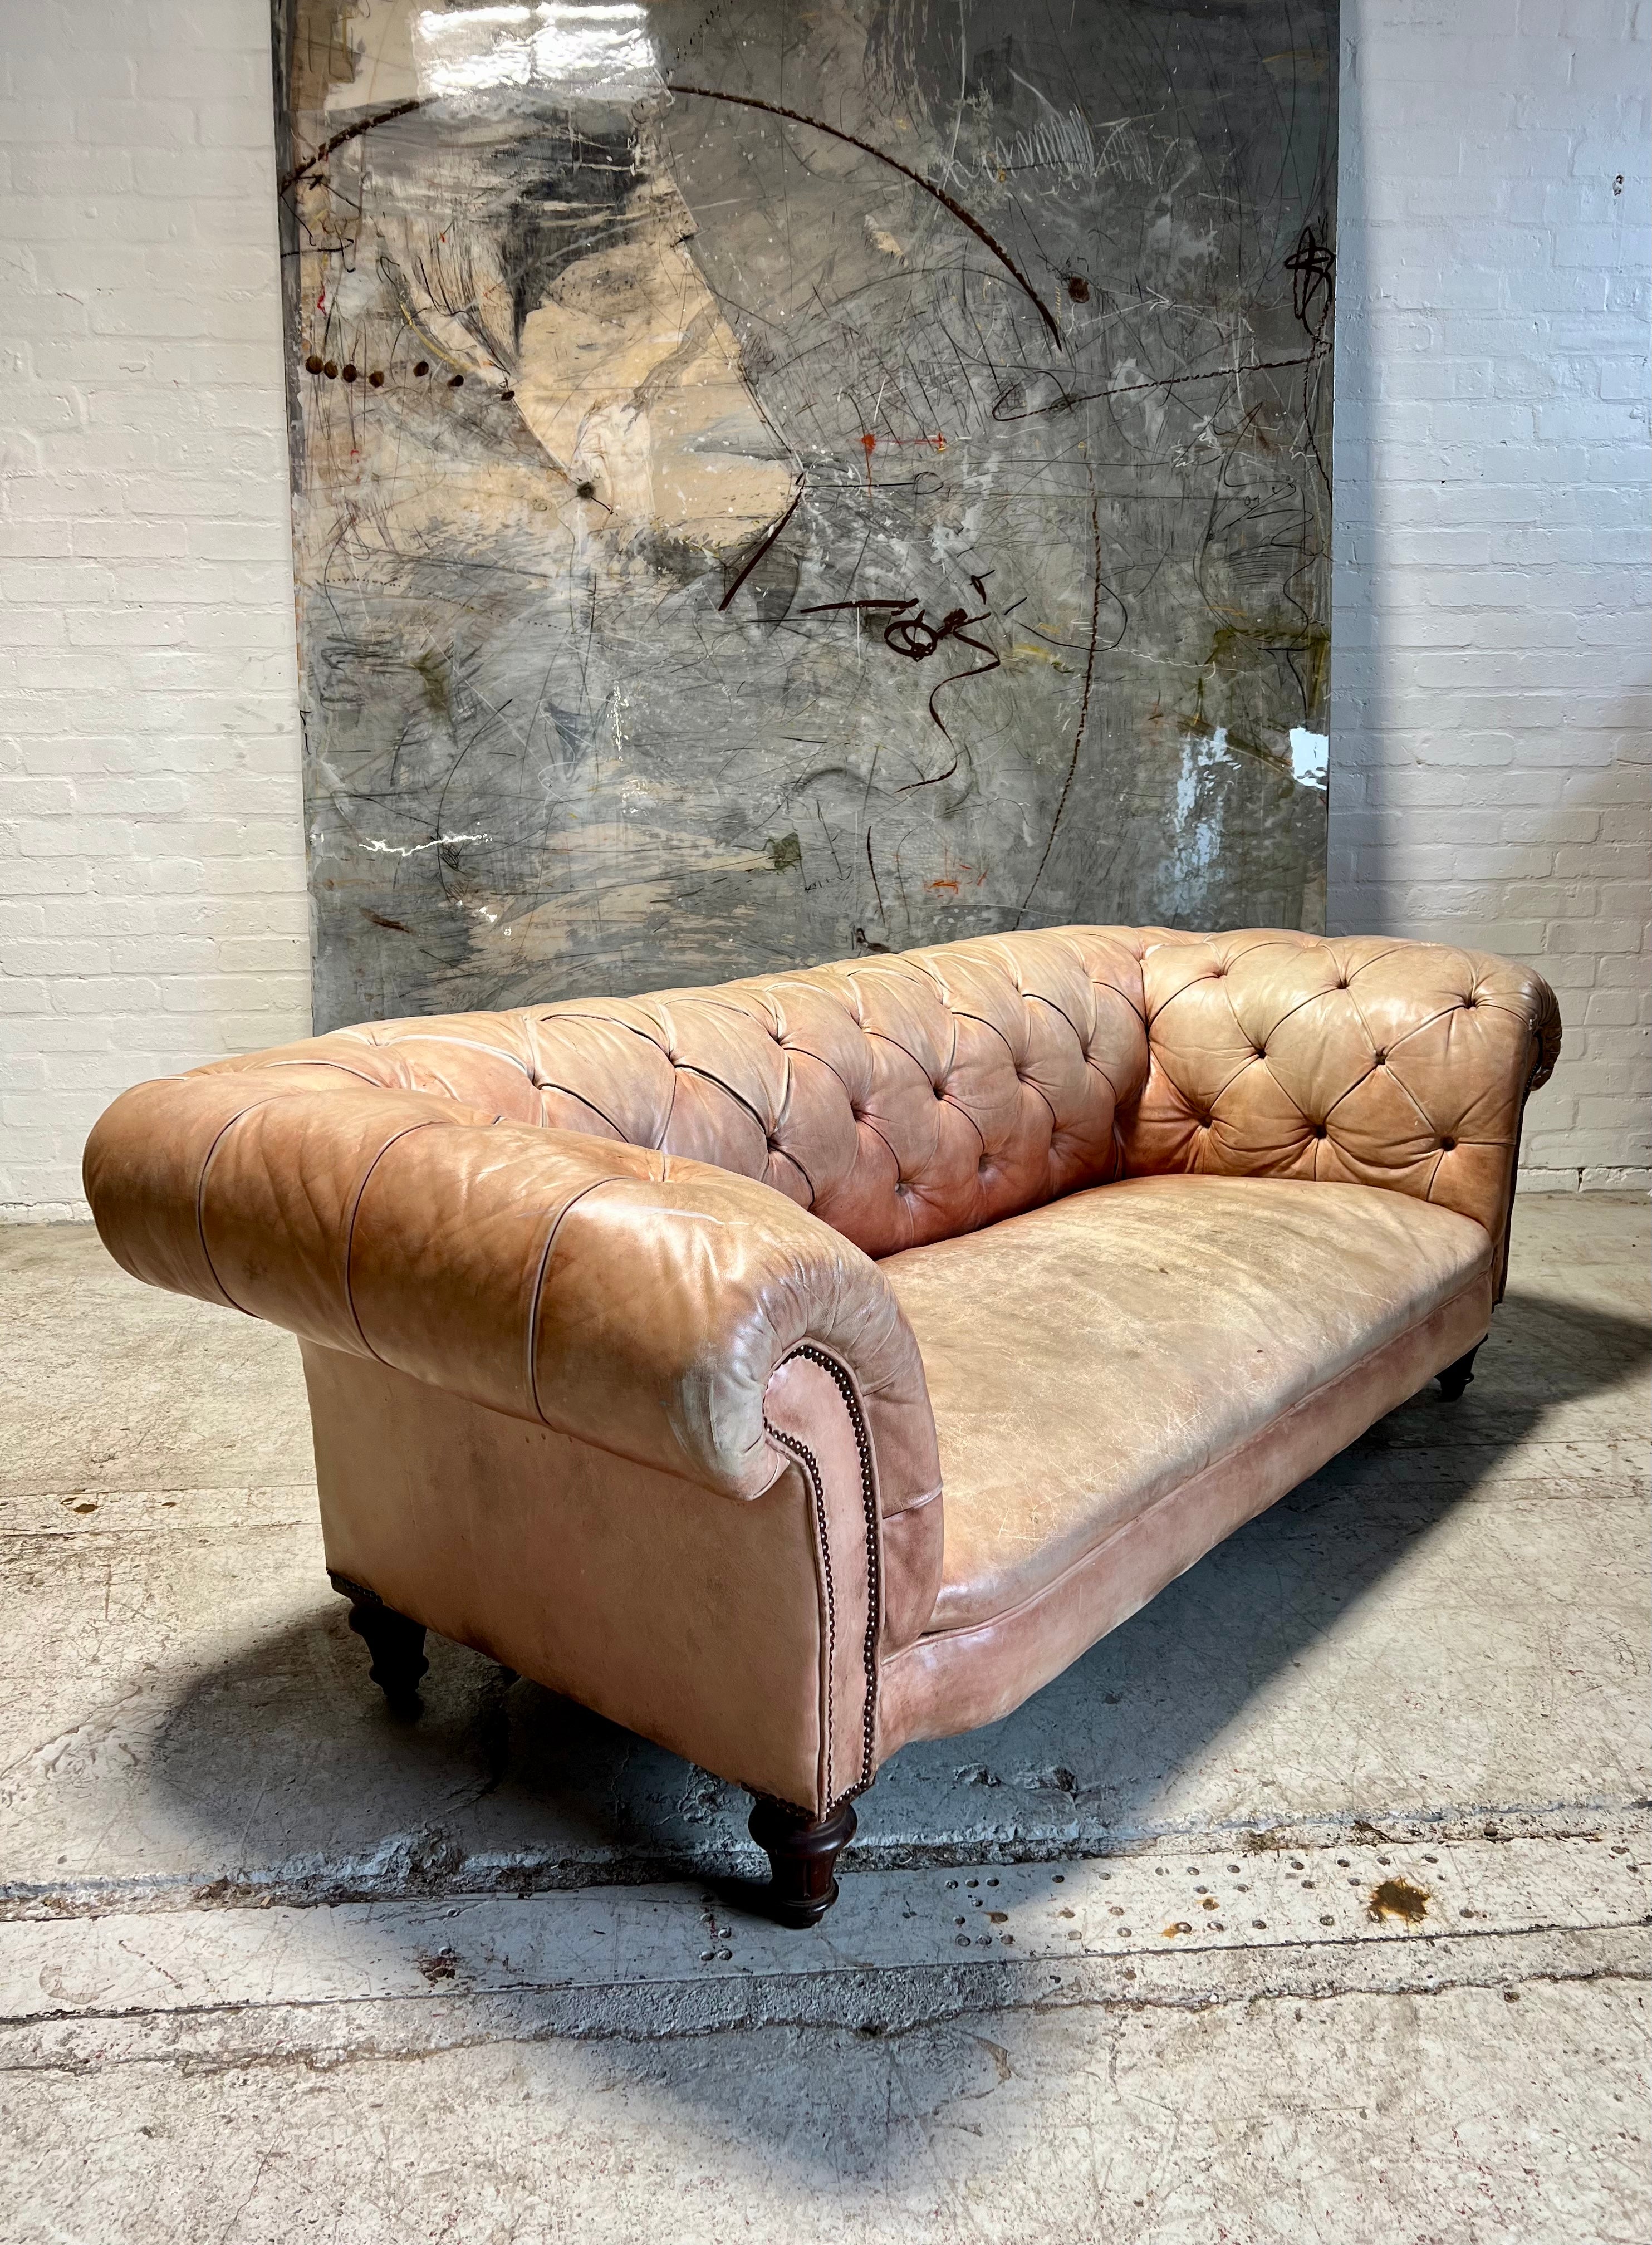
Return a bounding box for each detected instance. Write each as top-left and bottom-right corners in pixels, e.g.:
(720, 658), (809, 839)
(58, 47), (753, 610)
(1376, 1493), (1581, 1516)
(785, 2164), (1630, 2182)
(1437, 1342), (1483, 1402)
(330, 1572), (428, 1713)
(748, 1796), (857, 1928)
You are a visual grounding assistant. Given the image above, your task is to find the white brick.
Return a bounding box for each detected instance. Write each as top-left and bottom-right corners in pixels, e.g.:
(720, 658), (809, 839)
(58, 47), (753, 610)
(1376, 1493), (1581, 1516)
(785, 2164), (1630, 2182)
(8, 145), (135, 196)
(1, 0), (306, 1215)
(1331, 0), (1649, 1192)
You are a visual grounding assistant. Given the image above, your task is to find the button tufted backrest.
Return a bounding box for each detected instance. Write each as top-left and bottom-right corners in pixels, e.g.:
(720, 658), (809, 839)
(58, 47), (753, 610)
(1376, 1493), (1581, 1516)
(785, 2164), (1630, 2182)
(1117, 928), (1561, 1291)
(199, 925), (1557, 1274)
(204, 929), (1148, 1260)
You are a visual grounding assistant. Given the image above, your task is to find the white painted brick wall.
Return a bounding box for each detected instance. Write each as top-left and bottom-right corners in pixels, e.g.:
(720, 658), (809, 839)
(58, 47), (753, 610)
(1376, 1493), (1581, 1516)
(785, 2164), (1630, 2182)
(1, 1), (1646, 1216)
(0, 2), (307, 1221)
(1331, 0), (1651, 1190)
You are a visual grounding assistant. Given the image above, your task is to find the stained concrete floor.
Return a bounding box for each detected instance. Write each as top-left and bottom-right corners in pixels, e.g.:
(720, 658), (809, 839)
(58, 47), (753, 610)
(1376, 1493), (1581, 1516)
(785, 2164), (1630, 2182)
(1, 1194), (1646, 2240)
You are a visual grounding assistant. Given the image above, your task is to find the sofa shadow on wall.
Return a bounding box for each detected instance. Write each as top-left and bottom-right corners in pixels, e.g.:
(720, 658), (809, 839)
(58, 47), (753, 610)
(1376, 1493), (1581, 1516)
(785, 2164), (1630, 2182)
(144, 1282), (1644, 1902)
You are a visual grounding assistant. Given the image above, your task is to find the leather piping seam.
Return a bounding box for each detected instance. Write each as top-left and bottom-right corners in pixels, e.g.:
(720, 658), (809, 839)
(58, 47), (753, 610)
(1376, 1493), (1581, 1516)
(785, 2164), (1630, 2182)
(762, 1343), (883, 1806)
(193, 1096), (285, 1316)
(229, 1057), (392, 1087)
(341, 1118), (450, 1360)
(762, 1414), (839, 1807)
(890, 1479), (944, 1514)
(524, 1175), (633, 1430)
(913, 1262), (1495, 1646)
(1497, 1018), (1557, 1300)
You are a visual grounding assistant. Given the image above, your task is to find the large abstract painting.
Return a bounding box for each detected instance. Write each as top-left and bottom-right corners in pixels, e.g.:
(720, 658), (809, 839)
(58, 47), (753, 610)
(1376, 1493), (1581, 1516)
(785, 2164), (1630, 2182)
(273, 1), (1337, 1029)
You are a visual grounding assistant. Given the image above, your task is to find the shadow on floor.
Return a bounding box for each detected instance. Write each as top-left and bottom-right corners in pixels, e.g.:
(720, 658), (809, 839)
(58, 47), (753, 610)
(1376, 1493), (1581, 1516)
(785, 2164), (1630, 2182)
(145, 1288), (1648, 1902)
(120, 1284), (1648, 2170)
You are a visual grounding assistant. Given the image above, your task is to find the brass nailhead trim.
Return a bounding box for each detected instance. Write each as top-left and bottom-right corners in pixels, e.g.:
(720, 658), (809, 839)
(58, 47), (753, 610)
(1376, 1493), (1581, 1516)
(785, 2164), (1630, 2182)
(762, 1344), (883, 1808)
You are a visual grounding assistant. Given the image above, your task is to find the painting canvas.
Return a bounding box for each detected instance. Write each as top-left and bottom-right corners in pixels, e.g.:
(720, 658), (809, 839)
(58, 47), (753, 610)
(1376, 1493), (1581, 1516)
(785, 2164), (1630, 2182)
(272, 1), (1337, 1030)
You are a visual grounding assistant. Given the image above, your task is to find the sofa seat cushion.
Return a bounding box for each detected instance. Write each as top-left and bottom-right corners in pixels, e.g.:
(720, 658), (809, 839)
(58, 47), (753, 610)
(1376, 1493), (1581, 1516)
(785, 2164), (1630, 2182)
(879, 1176), (1493, 1634)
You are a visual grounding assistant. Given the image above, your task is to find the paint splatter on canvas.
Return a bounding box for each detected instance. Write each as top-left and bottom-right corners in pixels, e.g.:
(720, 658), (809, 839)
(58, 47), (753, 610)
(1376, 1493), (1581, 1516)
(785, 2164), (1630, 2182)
(272, 1), (1336, 1028)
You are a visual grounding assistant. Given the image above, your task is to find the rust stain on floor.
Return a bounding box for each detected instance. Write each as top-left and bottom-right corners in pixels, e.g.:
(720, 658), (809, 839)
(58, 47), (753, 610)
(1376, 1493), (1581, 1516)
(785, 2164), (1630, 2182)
(1369, 1877), (1431, 1925)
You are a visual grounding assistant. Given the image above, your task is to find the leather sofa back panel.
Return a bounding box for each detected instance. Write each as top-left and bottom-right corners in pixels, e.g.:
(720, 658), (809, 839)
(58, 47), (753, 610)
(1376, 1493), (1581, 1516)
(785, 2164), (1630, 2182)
(207, 928), (1155, 1261)
(198, 927), (1557, 1266)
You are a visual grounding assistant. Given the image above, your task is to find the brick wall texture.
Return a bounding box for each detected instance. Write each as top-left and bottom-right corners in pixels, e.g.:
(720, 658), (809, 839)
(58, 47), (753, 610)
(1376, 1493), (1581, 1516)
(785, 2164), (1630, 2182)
(2, 0), (1647, 1215)
(1, 4), (306, 1220)
(1331, 0), (1650, 1189)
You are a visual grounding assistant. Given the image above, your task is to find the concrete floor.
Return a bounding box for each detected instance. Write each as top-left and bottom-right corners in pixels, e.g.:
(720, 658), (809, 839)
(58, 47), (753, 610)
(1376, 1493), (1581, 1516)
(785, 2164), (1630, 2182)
(1, 1194), (1646, 2240)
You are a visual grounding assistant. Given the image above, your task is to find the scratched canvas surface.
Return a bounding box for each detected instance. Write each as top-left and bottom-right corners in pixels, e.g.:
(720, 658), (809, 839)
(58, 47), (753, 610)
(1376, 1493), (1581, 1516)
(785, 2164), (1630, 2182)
(273, 0), (1336, 1029)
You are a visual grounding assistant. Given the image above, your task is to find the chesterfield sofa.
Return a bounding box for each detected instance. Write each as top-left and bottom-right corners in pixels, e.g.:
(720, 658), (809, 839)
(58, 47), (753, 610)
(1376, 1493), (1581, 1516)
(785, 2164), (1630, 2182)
(85, 927), (1559, 1924)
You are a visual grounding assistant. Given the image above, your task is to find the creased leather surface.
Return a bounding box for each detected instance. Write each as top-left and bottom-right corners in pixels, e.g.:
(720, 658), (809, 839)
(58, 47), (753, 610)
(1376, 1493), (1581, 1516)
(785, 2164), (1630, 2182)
(880, 1268), (1494, 1751)
(85, 1076), (939, 1514)
(188, 928), (1155, 1258)
(303, 1345), (837, 1813)
(1117, 929), (1560, 1292)
(168, 926), (1556, 1274)
(881, 1175), (1494, 1633)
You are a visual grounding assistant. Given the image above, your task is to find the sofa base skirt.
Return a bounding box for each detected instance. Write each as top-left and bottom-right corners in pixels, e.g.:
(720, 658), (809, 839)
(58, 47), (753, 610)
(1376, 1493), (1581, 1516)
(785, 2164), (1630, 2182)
(876, 1270), (1494, 1754)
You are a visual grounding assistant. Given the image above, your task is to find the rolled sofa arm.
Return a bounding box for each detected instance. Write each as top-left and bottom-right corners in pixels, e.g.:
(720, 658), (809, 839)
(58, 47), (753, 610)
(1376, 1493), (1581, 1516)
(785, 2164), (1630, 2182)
(82, 1068), (942, 1514)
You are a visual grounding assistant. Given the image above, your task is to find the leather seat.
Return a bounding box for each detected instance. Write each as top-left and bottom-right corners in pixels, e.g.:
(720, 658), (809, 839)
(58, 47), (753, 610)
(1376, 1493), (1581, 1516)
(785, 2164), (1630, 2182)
(884, 1175), (1493, 1633)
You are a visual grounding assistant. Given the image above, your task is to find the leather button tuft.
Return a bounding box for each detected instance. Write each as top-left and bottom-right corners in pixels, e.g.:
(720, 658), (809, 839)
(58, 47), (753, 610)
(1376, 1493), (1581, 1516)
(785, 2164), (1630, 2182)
(1439, 1136), (1456, 1151)
(1372, 1048), (1387, 1066)
(1312, 1124), (1327, 1139)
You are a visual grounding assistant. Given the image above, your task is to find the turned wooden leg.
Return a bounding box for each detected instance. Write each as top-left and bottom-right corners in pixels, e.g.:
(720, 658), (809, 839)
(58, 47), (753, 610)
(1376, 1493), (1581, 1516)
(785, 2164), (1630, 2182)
(748, 1796), (857, 1928)
(330, 1572), (428, 1712)
(1437, 1342), (1483, 1402)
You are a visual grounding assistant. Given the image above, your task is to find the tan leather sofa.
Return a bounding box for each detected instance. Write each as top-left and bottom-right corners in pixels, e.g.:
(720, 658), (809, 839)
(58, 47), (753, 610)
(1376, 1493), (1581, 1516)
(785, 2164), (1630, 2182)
(84, 927), (1560, 1924)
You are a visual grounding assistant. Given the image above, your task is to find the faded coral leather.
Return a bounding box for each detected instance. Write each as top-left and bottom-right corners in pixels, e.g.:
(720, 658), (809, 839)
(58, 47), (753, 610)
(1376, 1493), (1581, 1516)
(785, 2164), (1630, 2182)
(83, 927), (1560, 1819)
(878, 1262), (1493, 1752)
(148, 920), (1553, 1275)
(140, 925), (1158, 1260)
(881, 1175), (1494, 1633)
(1120, 932), (1558, 1295)
(107, 924), (1557, 1273)
(305, 1345), (855, 1813)
(83, 1072), (942, 1522)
